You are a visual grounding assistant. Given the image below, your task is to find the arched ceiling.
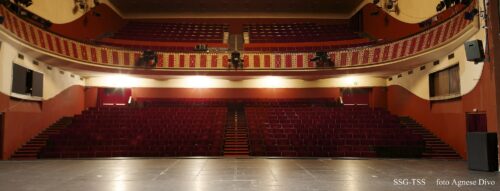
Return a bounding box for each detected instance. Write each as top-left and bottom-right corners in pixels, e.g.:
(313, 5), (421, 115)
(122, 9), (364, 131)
(107, 0), (365, 19)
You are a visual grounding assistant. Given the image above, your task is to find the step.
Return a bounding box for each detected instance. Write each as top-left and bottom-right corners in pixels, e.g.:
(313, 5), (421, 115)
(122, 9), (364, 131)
(426, 144), (451, 149)
(10, 156), (38, 160)
(225, 142), (248, 145)
(26, 141), (46, 145)
(225, 135), (248, 137)
(14, 151), (38, 155)
(224, 151), (250, 155)
(225, 139), (249, 142)
(425, 140), (444, 144)
(422, 137), (441, 141)
(23, 145), (44, 149)
(31, 138), (49, 142)
(10, 153), (38, 157)
(224, 148), (248, 152)
(427, 150), (457, 154)
(225, 134), (248, 137)
(225, 145), (248, 148)
(17, 147), (41, 151)
(422, 152), (460, 156)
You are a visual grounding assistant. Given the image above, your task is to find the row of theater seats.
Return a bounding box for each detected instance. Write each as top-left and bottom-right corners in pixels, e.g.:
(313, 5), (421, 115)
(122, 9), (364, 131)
(40, 107), (227, 158)
(98, 42), (208, 52)
(111, 22), (228, 43)
(244, 23), (359, 43)
(244, 41), (376, 52)
(135, 98), (339, 108)
(39, 99), (423, 158)
(246, 106), (424, 157)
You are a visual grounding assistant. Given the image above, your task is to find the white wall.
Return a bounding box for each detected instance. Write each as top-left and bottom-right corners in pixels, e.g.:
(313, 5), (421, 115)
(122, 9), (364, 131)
(10, 0), (87, 24)
(387, 0), (486, 100)
(85, 75), (387, 89)
(387, 31), (485, 100)
(0, 41), (85, 99)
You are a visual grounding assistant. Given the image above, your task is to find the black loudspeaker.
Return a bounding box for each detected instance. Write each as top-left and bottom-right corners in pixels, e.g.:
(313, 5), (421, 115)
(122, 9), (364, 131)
(464, 40), (485, 62)
(466, 132), (498, 171)
(0, 16), (4, 24)
(229, 51), (244, 69)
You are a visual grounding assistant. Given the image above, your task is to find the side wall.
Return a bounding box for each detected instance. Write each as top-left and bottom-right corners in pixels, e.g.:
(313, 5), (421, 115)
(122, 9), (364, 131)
(0, 86), (85, 159)
(0, 41), (85, 159)
(84, 87), (387, 109)
(362, 2), (467, 41)
(49, 4), (126, 41)
(386, 16), (495, 159)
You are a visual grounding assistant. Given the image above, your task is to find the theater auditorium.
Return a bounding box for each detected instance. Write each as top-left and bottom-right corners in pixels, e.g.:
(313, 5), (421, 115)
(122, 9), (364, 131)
(0, 0), (499, 190)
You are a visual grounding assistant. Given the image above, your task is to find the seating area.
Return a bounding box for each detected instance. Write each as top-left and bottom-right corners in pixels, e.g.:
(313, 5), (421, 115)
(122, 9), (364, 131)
(244, 23), (360, 43)
(246, 105), (424, 157)
(111, 22), (228, 43)
(38, 98), (424, 158)
(40, 106), (227, 158)
(136, 98), (229, 107)
(243, 41), (376, 52)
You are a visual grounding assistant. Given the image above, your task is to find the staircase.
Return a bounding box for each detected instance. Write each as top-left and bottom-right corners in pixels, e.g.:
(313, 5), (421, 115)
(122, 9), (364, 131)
(10, 117), (73, 160)
(399, 116), (462, 160)
(228, 34), (244, 51)
(223, 104), (249, 156)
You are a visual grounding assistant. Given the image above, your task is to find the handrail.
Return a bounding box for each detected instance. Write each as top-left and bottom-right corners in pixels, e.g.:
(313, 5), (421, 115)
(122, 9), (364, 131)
(0, 2), (477, 70)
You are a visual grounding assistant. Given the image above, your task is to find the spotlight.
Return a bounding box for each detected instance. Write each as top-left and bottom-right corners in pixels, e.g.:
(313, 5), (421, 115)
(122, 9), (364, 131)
(136, 50), (158, 68)
(370, 11), (380, 16)
(461, 0), (472, 5)
(464, 8), (479, 20)
(92, 11), (101, 17)
(436, 1), (445, 12)
(310, 52), (334, 68)
(228, 51), (244, 69)
(386, 1), (394, 10)
(444, 0), (452, 8)
(194, 44), (208, 51)
(41, 20), (52, 28)
(372, 0), (380, 4)
(14, 0), (32, 7)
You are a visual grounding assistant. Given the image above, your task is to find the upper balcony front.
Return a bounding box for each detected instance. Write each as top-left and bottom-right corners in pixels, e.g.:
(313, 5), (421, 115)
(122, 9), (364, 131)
(0, 1), (479, 76)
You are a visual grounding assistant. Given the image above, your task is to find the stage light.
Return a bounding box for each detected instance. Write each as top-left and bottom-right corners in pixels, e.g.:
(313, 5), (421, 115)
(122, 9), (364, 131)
(136, 50), (157, 68)
(260, 76), (285, 88)
(228, 51), (244, 70)
(103, 75), (139, 88)
(464, 8), (479, 20)
(184, 76), (214, 88)
(436, 1), (445, 12)
(14, 0), (32, 7)
(310, 52), (334, 68)
(342, 76), (358, 87)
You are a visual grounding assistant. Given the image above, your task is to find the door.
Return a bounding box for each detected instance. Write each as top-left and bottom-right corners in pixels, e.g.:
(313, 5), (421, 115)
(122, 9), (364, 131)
(341, 88), (370, 105)
(466, 113), (487, 132)
(0, 112), (3, 158)
(98, 88), (132, 106)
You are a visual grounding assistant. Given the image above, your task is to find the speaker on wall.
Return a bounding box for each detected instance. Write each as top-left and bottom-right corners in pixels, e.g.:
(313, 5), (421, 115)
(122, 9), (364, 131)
(464, 40), (485, 62)
(466, 132), (498, 171)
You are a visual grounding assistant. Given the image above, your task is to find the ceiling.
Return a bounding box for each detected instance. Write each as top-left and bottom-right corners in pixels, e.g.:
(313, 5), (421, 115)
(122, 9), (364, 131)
(107, 0), (365, 18)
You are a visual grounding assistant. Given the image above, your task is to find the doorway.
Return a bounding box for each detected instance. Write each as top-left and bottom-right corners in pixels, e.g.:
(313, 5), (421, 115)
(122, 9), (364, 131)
(341, 88), (370, 105)
(97, 88), (132, 106)
(466, 113), (487, 132)
(0, 112), (3, 158)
